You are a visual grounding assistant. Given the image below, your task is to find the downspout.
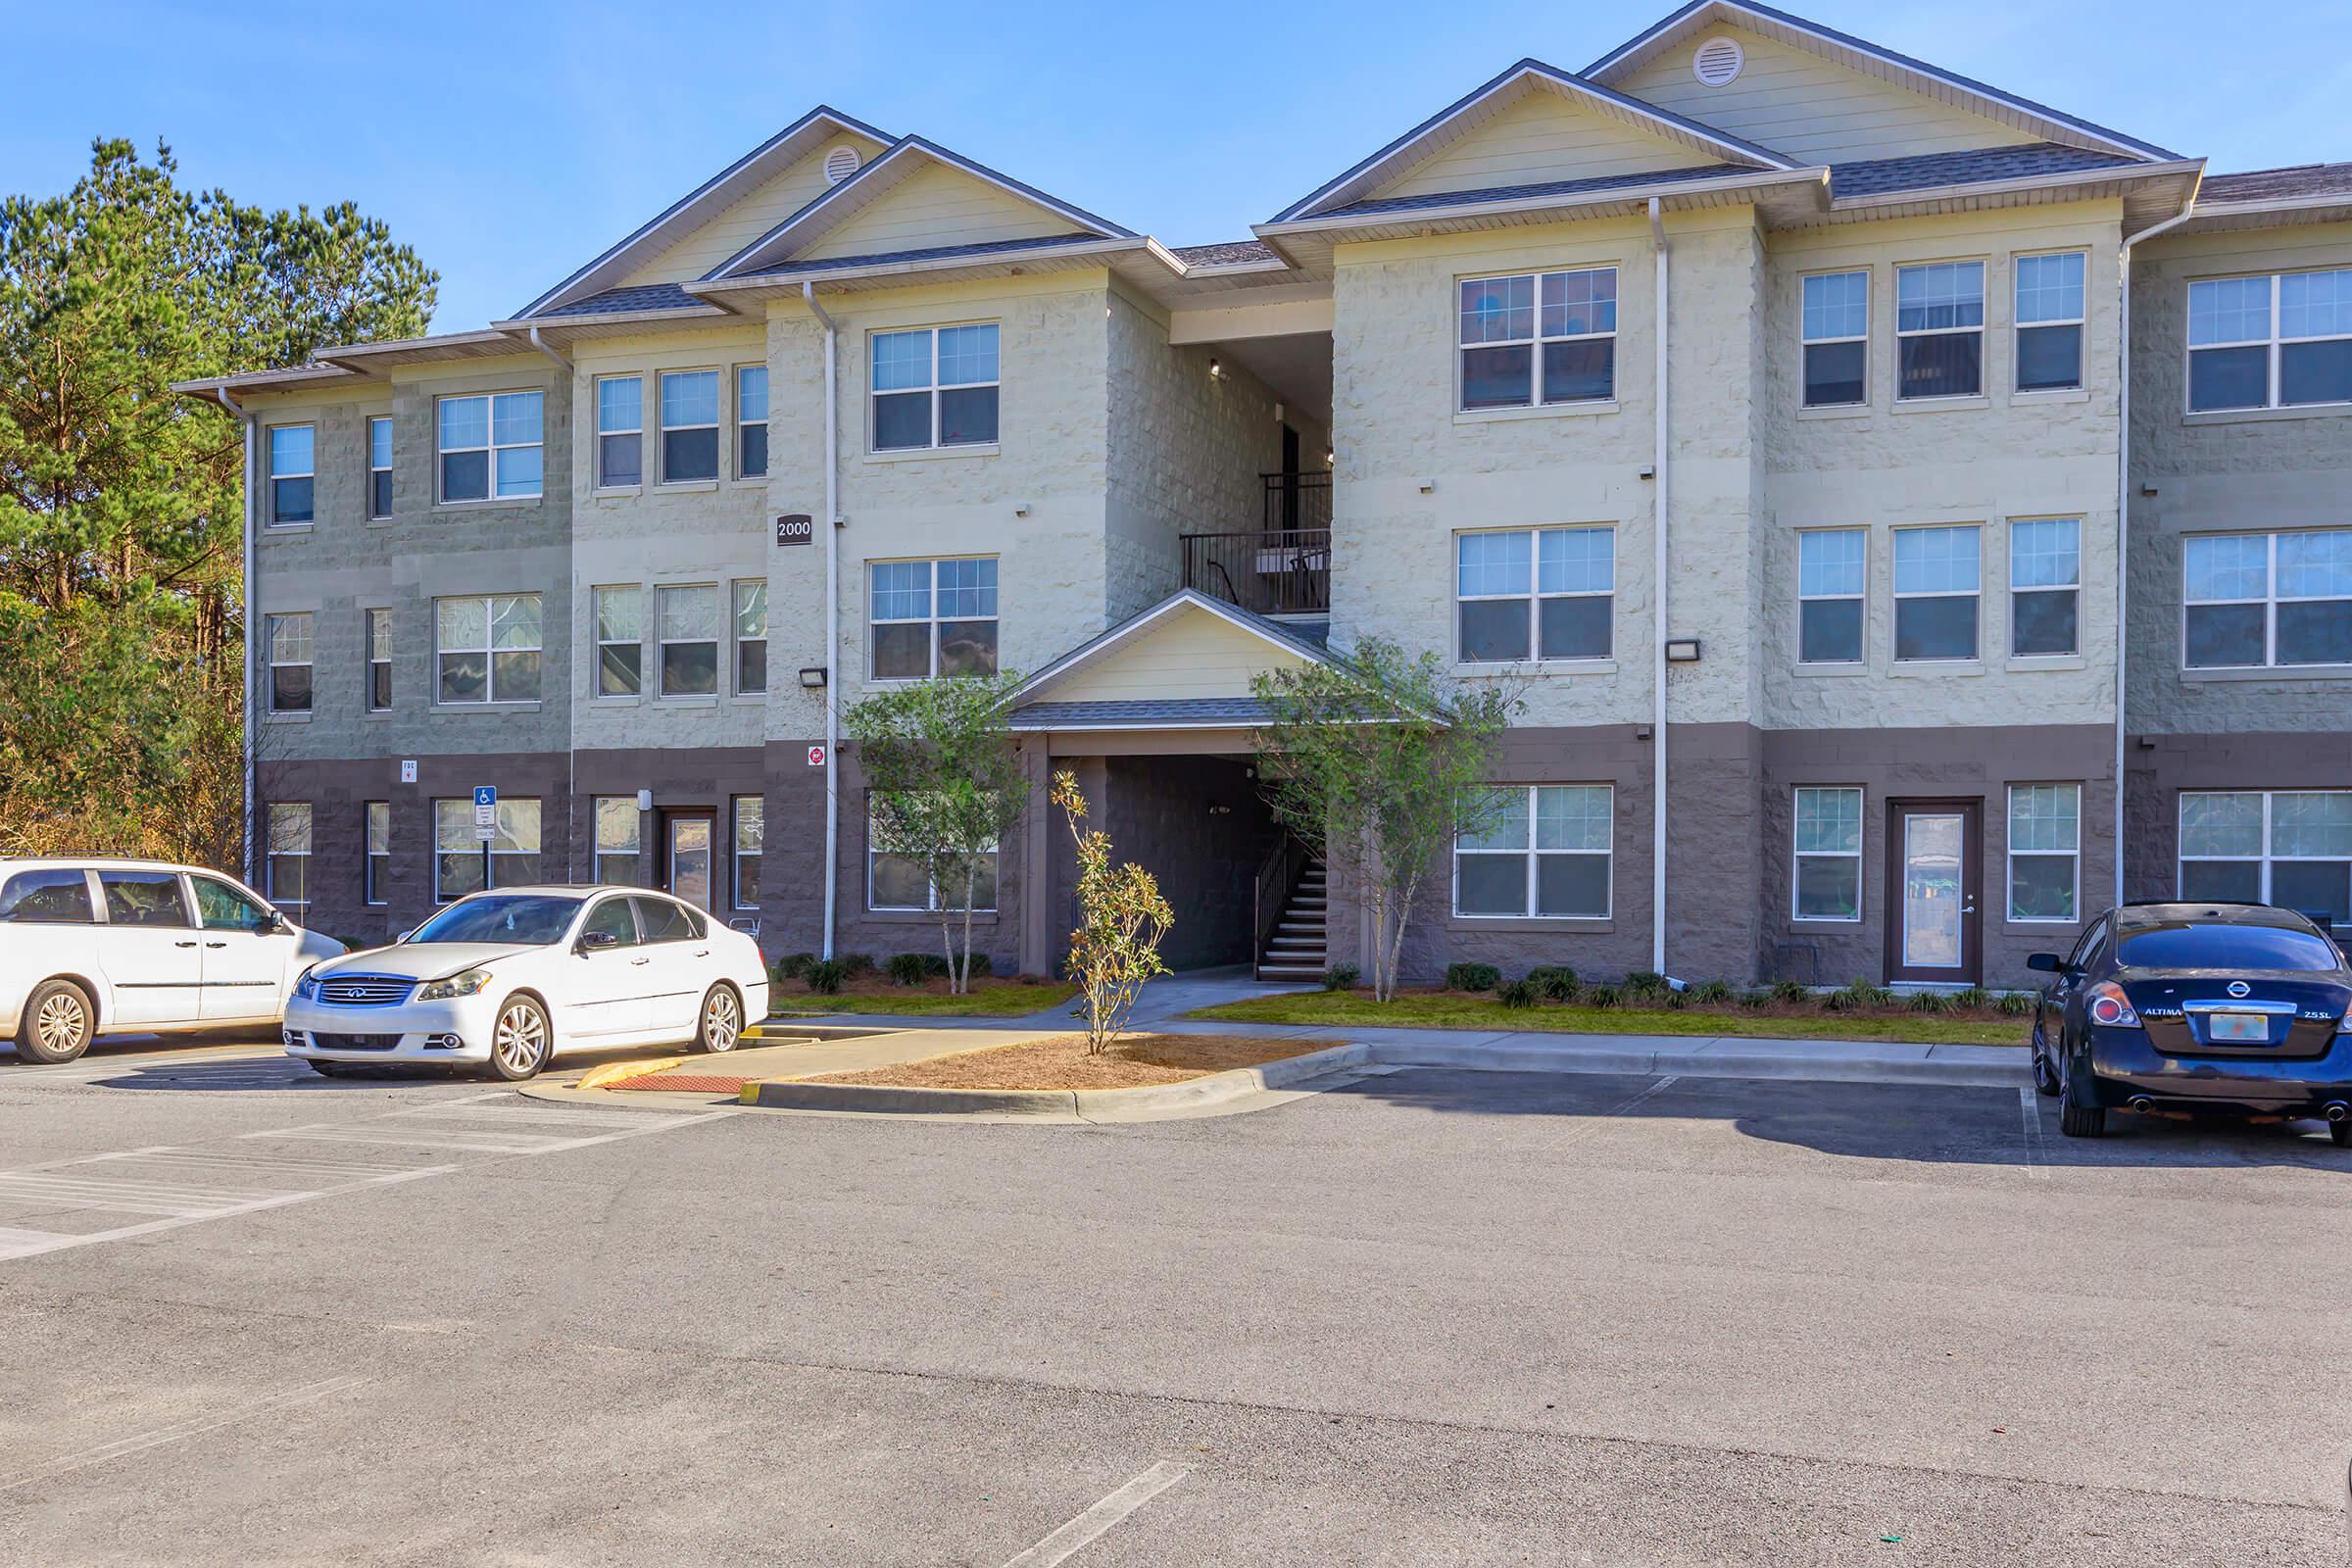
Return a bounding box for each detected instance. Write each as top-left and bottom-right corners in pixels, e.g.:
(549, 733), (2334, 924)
(804, 281), (841, 961)
(2114, 200), (2197, 907)
(1647, 197), (1670, 977)
(525, 324), (572, 374)
(213, 386), (257, 882)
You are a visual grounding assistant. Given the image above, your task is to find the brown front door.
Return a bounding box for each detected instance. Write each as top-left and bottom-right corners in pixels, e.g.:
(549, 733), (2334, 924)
(659, 809), (716, 911)
(1884, 799), (1982, 985)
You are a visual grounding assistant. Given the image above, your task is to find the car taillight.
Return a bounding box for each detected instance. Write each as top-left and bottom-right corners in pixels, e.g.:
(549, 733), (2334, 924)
(2086, 982), (2140, 1028)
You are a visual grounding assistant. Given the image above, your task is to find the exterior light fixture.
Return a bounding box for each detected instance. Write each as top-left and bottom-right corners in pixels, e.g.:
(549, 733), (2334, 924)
(799, 666), (828, 689)
(1665, 638), (1702, 663)
(1208, 358), (1222, 378)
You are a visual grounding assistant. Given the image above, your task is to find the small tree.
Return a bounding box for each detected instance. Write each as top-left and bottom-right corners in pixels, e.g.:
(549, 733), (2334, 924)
(1251, 637), (1520, 1002)
(844, 673), (1027, 993)
(1053, 770), (1173, 1054)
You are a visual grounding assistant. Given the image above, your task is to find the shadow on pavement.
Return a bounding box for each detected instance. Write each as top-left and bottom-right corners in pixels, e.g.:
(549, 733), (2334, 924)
(1335, 1067), (2352, 1173)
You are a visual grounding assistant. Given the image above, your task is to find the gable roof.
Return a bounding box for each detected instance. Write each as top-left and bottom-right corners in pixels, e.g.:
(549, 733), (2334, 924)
(1585, 1), (2176, 163)
(513, 106), (892, 319)
(706, 134), (1132, 281)
(1009, 589), (1338, 710)
(1270, 57), (1799, 223)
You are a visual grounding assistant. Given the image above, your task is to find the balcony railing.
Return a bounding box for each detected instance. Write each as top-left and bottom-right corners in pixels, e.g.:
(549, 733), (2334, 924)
(1262, 468), (1332, 531)
(1181, 527), (1330, 617)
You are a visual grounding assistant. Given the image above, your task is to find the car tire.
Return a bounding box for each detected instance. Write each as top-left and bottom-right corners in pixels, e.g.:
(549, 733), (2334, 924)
(2331, 1120), (2351, 1150)
(2057, 1049), (2106, 1139)
(484, 996), (552, 1082)
(15, 979), (96, 1064)
(694, 984), (744, 1054)
(2030, 1022), (2061, 1099)
(308, 1060), (342, 1078)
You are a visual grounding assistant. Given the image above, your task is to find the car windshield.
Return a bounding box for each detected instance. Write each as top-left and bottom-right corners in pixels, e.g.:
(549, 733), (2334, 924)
(2118, 922), (2342, 973)
(407, 895), (580, 947)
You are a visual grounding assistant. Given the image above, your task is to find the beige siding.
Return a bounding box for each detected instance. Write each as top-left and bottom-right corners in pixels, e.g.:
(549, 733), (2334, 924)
(1371, 88), (1713, 203)
(1036, 606), (1308, 703)
(799, 163), (1079, 263)
(1616, 26), (2037, 166)
(618, 137), (887, 288)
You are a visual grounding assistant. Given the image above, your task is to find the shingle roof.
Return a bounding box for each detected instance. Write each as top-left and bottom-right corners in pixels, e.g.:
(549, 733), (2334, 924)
(1317, 162), (1758, 220)
(1007, 697), (1276, 730)
(1831, 142), (2141, 200)
(2199, 163), (2352, 206)
(735, 231), (1107, 278)
(534, 282), (710, 318)
(1173, 240), (1279, 267)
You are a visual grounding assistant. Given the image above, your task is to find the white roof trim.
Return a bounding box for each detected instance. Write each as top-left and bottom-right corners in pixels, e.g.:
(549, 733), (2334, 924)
(688, 235), (1148, 297)
(1257, 165), (1826, 238)
(1585, 1), (2176, 163)
(1009, 589), (1333, 706)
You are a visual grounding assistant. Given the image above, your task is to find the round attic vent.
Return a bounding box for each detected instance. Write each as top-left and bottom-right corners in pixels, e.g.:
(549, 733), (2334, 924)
(823, 145), (861, 185)
(1692, 35), (1744, 86)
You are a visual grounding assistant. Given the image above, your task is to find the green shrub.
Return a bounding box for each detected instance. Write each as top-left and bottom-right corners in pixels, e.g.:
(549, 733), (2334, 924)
(1526, 965), (1577, 1002)
(1772, 979), (1810, 1004)
(1995, 990), (2036, 1016)
(775, 952), (816, 981)
(1445, 961), (1501, 993)
(884, 954), (930, 987)
(1829, 977), (1895, 1009)
(1908, 989), (1958, 1013)
(806, 959), (848, 995)
(964, 953), (993, 979)
(1583, 983), (1623, 1009)
(1496, 978), (1539, 1008)
(1739, 987), (1775, 1009)
(1952, 986), (1992, 1011)
(1687, 979), (1735, 1004)
(1624, 969), (1671, 1001)
(841, 953), (876, 976)
(1322, 963), (1360, 992)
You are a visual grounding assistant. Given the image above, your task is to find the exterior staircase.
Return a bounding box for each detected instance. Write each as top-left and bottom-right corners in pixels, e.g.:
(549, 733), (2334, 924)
(1255, 856), (1328, 980)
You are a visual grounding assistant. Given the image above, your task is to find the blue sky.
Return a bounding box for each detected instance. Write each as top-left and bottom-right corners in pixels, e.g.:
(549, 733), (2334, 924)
(8, 0), (2348, 332)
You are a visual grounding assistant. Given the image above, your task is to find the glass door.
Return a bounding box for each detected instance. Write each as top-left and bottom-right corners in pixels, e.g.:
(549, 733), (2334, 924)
(665, 814), (713, 910)
(1886, 800), (1981, 984)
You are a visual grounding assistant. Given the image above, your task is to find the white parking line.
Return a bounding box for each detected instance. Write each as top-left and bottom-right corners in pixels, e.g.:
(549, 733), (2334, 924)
(0, 1375), (371, 1493)
(2018, 1086), (2050, 1180)
(1002, 1461), (1189, 1568)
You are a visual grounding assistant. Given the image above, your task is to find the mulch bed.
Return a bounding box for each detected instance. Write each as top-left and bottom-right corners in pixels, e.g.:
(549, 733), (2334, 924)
(807, 1033), (1343, 1091)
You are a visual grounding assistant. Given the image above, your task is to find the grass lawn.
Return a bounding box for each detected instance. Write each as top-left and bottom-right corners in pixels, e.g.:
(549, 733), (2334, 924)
(806, 1033), (1344, 1091)
(1190, 989), (2032, 1047)
(770, 980), (1076, 1018)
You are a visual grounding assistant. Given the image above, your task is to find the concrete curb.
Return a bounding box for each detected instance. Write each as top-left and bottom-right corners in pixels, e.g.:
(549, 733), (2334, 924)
(1365, 1041), (2026, 1089)
(737, 1043), (1374, 1117)
(574, 1056), (687, 1092)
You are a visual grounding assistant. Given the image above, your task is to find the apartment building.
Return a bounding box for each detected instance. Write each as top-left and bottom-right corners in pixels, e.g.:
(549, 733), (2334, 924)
(179, 0), (2352, 991)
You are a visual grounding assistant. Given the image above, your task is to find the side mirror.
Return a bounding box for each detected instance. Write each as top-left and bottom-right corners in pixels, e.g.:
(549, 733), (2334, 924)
(272, 911), (297, 934)
(2026, 953), (2063, 974)
(576, 929), (618, 955)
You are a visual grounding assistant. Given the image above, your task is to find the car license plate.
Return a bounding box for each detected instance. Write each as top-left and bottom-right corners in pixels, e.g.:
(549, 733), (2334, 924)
(2208, 1011), (2270, 1042)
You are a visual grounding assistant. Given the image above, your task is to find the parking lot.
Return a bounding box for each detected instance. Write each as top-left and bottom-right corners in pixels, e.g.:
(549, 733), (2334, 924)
(4, 1033), (2348, 1565)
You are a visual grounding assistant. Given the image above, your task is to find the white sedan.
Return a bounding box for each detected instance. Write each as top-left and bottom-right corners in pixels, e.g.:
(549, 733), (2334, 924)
(283, 886), (769, 1080)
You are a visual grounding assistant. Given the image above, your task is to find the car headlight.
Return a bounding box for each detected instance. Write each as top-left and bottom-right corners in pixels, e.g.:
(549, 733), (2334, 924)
(416, 967), (493, 1002)
(294, 967), (319, 1000)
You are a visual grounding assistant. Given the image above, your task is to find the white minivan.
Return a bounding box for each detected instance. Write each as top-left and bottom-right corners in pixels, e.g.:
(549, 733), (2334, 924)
(0, 858), (346, 1063)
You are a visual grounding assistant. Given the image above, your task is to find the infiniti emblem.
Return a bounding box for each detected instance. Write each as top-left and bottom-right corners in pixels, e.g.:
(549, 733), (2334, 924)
(2228, 981), (2251, 999)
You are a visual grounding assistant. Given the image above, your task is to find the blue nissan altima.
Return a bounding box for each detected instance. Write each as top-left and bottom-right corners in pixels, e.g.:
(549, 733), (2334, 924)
(2029, 903), (2352, 1141)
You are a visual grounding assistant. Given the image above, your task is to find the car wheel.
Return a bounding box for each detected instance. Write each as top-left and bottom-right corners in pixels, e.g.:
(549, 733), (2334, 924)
(308, 1060), (342, 1078)
(2057, 1048), (2106, 1139)
(694, 984), (743, 1054)
(15, 979), (95, 1064)
(2031, 1021), (2061, 1099)
(484, 996), (552, 1082)
(2331, 1120), (2351, 1150)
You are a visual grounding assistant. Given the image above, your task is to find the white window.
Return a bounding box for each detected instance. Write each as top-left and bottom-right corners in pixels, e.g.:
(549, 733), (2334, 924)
(266, 803), (312, 907)
(2008, 783), (2081, 922)
(737, 366), (768, 477)
(593, 797), (641, 886)
(869, 558), (1000, 678)
(734, 580), (767, 695)
(596, 376), (642, 487)
(2180, 791), (2352, 926)
(2188, 269), (2352, 412)
(2014, 252), (2085, 392)
(1895, 261), (1984, 400)
(1796, 529), (1865, 664)
(433, 797), (541, 901)
(2010, 518), (2081, 658)
(1800, 270), (1868, 408)
(660, 369), (719, 482)
(367, 416), (393, 518)
(2183, 530), (2352, 668)
(867, 804), (997, 911)
(733, 796), (762, 909)
(1454, 526), (1614, 663)
(364, 801), (389, 905)
(436, 391), (543, 503)
(658, 584), (719, 696)
(1892, 525), (1980, 662)
(366, 607), (392, 710)
(1458, 269), (1617, 411)
(593, 585), (642, 697)
(871, 324), (999, 451)
(266, 424), (314, 525)
(1452, 785), (1612, 918)
(266, 612), (313, 712)
(1791, 786), (1863, 921)
(434, 594), (542, 704)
